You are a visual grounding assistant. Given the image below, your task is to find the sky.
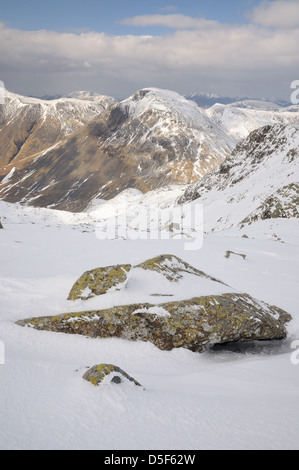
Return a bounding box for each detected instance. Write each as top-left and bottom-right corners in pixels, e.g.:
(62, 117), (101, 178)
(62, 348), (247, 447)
(0, 0), (298, 100)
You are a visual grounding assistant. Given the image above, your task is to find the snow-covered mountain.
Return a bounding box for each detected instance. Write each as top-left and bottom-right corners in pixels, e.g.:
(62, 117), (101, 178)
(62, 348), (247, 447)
(0, 87), (299, 213)
(185, 92), (291, 109)
(185, 92), (252, 108)
(0, 88), (235, 211)
(177, 123), (299, 232)
(206, 101), (299, 141)
(0, 121), (298, 450)
(0, 90), (116, 170)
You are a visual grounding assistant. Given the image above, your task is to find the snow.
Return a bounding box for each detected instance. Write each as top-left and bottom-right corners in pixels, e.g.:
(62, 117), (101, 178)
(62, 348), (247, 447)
(0, 199), (298, 450)
(1, 167), (15, 184)
(2, 90), (114, 137)
(205, 101), (299, 141)
(0, 91), (299, 450)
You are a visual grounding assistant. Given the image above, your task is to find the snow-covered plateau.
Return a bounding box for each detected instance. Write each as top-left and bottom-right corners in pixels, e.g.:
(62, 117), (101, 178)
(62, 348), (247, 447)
(0, 190), (298, 450)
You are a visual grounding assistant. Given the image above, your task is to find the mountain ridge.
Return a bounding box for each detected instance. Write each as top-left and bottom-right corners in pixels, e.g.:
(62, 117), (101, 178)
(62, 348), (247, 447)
(0, 87), (299, 212)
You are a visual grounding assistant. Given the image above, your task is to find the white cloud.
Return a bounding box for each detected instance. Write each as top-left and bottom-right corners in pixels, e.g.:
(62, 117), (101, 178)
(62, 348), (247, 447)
(248, 0), (299, 29)
(120, 14), (219, 30)
(0, 4), (299, 100)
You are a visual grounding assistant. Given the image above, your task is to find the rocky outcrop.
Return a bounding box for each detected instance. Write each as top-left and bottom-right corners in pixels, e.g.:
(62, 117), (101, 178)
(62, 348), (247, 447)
(16, 293), (291, 353)
(176, 124), (299, 233)
(135, 254), (223, 284)
(82, 364), (142, 387)
(242, 183), (299, 224)
(15, 254), (292, 352)
(66, 254), (227, 302)
(68, 264), (132, 300)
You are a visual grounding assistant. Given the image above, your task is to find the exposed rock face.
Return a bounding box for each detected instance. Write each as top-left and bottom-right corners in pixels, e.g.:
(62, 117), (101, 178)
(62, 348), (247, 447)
(68, 264), (132, 300)
(16, 293), (291, 353)
(242, 183), (299, 223)
(82, 364), (142, 387)
(177, 124), (299, 232)
(0, 91), (115, 170)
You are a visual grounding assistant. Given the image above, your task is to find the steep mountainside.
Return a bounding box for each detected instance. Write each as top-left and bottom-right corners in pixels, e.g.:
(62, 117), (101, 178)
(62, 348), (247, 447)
(177, 124), (299, 232)
(0, 88), (298, 213)
(0, 91), (116, 172)
(0, 88), (235, 211)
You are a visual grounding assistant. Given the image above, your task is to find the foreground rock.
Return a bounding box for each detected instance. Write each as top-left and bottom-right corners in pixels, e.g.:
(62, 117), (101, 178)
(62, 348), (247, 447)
(67, 254), (227, 303)
(83, 364), (142, 387)
(16, 293), (291, 353)
(68, 264), (131, 300)
(135, 254), (223, 284)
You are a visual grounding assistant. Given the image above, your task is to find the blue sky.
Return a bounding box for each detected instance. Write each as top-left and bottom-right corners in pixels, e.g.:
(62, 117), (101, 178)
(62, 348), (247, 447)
(0, 0), (298, 100)
(2, 0), (261, 34)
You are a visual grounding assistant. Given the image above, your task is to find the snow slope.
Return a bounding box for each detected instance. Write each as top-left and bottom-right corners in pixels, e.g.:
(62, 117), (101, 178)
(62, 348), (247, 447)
(178, 124), (299, 233)
(0, 199), (298, 450)
(205, 101), (299, 141)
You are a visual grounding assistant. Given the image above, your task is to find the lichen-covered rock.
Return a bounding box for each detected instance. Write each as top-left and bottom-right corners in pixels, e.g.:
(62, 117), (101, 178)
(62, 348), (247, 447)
(82, 364), (142, 387)
(67, 255), (226, 302)
(67, 264), (131, 300)
(136, 254), (223, 284)
(16, 293), (292, 353)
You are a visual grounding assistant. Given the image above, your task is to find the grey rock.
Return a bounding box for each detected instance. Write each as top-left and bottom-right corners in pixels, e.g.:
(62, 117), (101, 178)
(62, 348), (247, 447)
(82, 364), (142, 387)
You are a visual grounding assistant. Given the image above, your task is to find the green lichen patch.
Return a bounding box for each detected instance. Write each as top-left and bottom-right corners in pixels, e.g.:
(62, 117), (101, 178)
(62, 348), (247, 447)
(67, 264), (132, 300)
(16, 293), (292, 353)
(82, 363), (142, 387)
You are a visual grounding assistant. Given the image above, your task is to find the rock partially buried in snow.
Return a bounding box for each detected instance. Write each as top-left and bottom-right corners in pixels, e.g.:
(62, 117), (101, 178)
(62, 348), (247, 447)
(225, 251), (246, 260)
(16, 293), (292, 353)
(67, 264), (132, 300)
(82, 364), (142, 387)
(136, 254), (224, 284)
(67, 254), (228, 303)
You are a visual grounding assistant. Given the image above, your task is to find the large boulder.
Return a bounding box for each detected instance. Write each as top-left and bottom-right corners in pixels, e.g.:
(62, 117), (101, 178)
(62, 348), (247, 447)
(67, 254), (227, 303)
(16, 293), (291, 353)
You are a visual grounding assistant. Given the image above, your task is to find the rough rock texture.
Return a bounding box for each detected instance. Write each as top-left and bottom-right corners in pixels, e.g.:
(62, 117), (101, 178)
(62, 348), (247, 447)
(67, 255), (227, 302)
(242, 182), (299, 223)
(175, 124), (299, 233)
(177, 124), (299, 206)
(67, 264), (132, 300)
(16, 293), (291, 352)
(135, 254), (223, 284)
(82, 364), (142, 387)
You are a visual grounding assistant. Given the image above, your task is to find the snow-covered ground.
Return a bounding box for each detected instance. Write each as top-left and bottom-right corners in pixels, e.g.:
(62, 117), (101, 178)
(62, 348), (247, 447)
(0, 200), (298, 450)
